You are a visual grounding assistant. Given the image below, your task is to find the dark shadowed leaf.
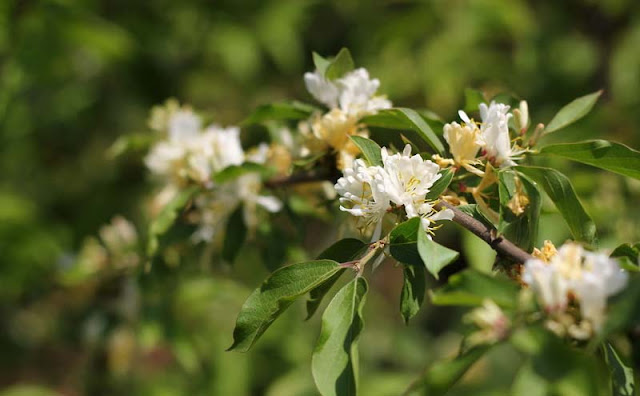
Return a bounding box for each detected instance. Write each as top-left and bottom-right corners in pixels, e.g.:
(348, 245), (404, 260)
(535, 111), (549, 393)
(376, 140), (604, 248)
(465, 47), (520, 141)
(312, 277), (368, 396)
(603, 343), (635, 396)
(539, 140), (640, 180)
(222, 205), (247, 263)
(228, 260), (344, 352)
(389, 218), (422, 266)
(517, 166), (596, 244)
(349, 135), (382, 166)
(400, 263), (426, 324)
(306, 238), (368, 320)
(147, 186), (200, 256)
(545, 91), (602, 134)
(498, 170), (541, 252)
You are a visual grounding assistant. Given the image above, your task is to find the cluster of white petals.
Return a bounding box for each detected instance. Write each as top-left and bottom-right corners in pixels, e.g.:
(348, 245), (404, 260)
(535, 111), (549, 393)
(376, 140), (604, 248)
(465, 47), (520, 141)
(303, 67), (391, 169)
(145, 102), (281, 241)
(334, 144), (453, 239)
(522, 242), (628, 334)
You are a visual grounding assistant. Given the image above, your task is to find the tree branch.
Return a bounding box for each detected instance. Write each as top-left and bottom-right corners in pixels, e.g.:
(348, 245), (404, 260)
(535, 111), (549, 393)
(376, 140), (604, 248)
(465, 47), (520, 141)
(434, 201), (533, 264)
(265, 172), (534, 264)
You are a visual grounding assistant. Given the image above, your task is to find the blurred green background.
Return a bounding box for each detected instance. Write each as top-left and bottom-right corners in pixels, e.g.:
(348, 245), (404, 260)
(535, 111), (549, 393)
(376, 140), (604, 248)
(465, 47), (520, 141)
(1, 0), (640, 395)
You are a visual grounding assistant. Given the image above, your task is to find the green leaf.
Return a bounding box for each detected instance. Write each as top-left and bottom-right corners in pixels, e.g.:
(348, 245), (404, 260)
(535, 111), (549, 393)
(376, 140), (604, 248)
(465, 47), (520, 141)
(242, 101), (317, 125)
(540, 140), (640, 180)
(464, 88), (485, 114)
(603, 343), (635, 396)
(349, 135), (382, 166)
(312, 277), (368, 396)
(516, 166), (596, 244)
(147, 186), (199, 256)
(545, 90), (602, 134)
(306, 238), (368, 320)
(407, 346), (491, 395)
(400, 263), (426, 324)
(498, 170), (541, 252)
(456, 204), (495, 229)
(222, 205), (247, 263)
(108, 133), (156, 158)
(389, 217), (422, 266)
(313, 52), (331, 76)
(430, 269), (520, 308)
(512, 361), (550, 396)
(425, 168), (454, 200)
(228, 260), (344, 352)
(324, 47), (355, 80)
(361, 108), (445, 154)
(597, 275), (640, 342)
(417, 226), (459, 280)
(213, 162), (269, 184)
(611, 243), (640, 272)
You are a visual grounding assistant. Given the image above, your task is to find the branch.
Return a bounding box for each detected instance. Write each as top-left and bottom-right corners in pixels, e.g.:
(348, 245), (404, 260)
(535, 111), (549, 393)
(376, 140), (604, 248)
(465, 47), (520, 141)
(434, 201), (533, 264)
(264, 172), (534, 264)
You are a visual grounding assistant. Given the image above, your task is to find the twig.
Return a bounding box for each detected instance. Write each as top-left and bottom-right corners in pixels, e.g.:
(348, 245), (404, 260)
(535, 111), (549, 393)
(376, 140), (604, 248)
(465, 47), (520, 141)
(265, 171), (533, 264)
(434, 201), (533, 264)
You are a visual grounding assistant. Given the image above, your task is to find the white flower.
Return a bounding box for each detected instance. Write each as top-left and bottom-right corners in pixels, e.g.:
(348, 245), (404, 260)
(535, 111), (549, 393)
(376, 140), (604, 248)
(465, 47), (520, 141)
(145, 141), (186, 177)
(523, 242), (628, 332)
(304, 67), (391, 118)
(477, 101), (515, 167)
(334, 159), (390, 232)
(381, 145), (454, 233)
(168, 109), (201, 142)
(236, 173), (283, 230)
(443, 120), (483, 174)
(464, 299), (510, 347)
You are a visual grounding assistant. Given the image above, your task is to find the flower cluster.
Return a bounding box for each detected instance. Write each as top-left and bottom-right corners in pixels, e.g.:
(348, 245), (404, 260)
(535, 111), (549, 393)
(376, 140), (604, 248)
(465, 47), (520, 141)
(438, 100), (529, 174)
(302, 67), (392, 169)
(522, 241), (628, 338)
(335, 144), (453, 239)
(145, 100), (282, 242)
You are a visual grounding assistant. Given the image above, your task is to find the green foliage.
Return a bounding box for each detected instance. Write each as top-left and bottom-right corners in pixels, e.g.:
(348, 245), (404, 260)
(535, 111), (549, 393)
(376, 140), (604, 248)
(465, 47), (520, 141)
(241, 101), (317, 125)
(212, 163), (269, 184)
(222, 205), (247, 263)
(147, 186), (200, 256)
(228, 260), (345, 352)
(540, 140), (640, 180)
(425, 168), (454, 201)
(463, 88), (486, 114)
(417, 225), (459, 280)
(603, 343), (636, 396)
(400, 263), (426, 324)
(498, 171), (541, 252)
(544, 91), (602, 134)
(517, 166), (596, 244)
(430, 269), (520, 308)
(324, 48), (355, 80)
(361, 108), (445, 154)
(349, 136), (383, 166)
(312, 277), (368, 396)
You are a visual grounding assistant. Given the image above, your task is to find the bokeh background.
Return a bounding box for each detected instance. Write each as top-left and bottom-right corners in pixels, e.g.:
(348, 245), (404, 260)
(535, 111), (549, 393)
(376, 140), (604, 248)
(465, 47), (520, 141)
(2, 0), (640, 395)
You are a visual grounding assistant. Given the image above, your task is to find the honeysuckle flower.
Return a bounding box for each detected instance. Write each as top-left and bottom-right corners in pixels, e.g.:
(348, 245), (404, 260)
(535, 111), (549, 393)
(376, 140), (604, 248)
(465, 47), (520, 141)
(464, 299), (510, 347)
(522, 242), (628, 335)
(442, 120), (483, 175)
(334, 159), (390, 238)
(478, 101), (516, 167)
(304, 70), (339, 109)
(381, 145), (454, 233)
(236, 173), (283, 231)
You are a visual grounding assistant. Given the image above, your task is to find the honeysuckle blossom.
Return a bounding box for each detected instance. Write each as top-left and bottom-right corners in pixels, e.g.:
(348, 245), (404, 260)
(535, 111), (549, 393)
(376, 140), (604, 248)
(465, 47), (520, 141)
(442, 120), (483, 175)
(335, 145), (453, 239)
(303, 67), (391, 169)
(464, 299), (510, 347)
(382, 145), (453, 234)
(334, 159), (390, 239)
(522, 242), (628, 336)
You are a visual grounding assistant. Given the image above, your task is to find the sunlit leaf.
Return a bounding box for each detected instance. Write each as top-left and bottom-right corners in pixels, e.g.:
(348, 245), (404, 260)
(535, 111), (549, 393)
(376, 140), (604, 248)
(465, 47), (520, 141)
(242, 101), (317, 125)
(539, 140), (640, 180)
(545, 91), (602, 134)
(425, 168), (454, 200)
(517, 166), (596, 244)
(430, 269), (519, 308)
(417, 226), (459, 280)
(324, 47), (355, 80)
(312, 277), (368, 396)
(361, 108), (445, 154)
(228, 260), (345, 352)
(213, 162), (269, 184)
(349, 135), (382, 166)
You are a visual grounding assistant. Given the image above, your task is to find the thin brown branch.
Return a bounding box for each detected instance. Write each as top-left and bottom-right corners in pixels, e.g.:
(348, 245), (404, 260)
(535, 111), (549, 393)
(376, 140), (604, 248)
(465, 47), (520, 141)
(434, 201), (533, 264)
(265, 172), (534, 264)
